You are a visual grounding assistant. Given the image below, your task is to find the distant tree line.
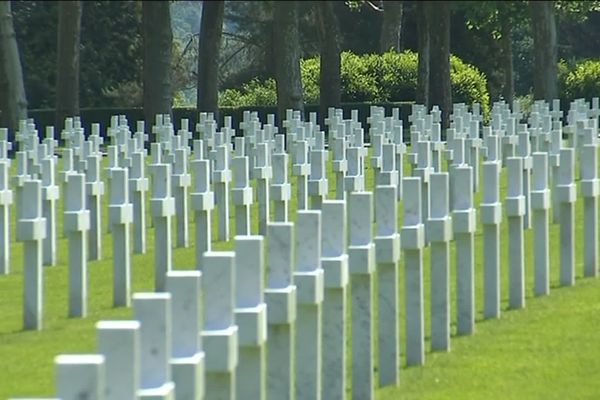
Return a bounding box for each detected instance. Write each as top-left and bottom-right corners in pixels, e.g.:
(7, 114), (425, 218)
(1, 0), (599, 133)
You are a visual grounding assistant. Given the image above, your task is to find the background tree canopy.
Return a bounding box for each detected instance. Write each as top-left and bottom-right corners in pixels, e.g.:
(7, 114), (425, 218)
(5, 0), (600, 120)
(12, 1), (143, 109)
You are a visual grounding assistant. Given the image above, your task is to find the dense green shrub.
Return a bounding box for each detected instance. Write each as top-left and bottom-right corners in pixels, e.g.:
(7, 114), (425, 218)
(219, 50), (490, 117)
(219, 78), (278, 107)
(450, 55), (490, 117)
(559, 59), (600, 105)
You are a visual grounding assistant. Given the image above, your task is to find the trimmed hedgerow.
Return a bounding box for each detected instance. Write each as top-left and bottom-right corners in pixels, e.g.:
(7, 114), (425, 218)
(219, 50), (490, 117)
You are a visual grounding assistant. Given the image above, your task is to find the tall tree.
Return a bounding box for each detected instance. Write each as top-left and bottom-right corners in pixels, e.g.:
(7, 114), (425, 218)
(316, 1), (341, 126)
(273, 0), (304, 125)
(530, 1), (557, 102)
(416, 1), (430, 108)
(461, 1), (524, 105)
(0, 1), (27, 133)
(55, 0), (81, 130)
(142, 1), (173, 128)
(197, 0), (224, 118)
(428, 1), (451, 128)
(499, 16), (514, 105)
(380, 0), (403, 52)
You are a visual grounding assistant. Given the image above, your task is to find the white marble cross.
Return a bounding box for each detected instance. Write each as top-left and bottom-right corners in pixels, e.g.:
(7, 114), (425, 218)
(55, 354), (105, 400)
(348, 191), (376, 400)
(531, 152), (551, 295)
(109, 168), (133, 307)
(96, 320), (140, 400)
(374, 184), (400, 384)
(265, 222), (297, 400)
(294, 210), (324, 400)
(505, 157), (526, 309)
(452, 165), (476, 332)
(167, 271), (205, 400)
(191, 158), (214, 271)
(17, 179), (46, 330)
(202, 252), (239, 400)
(133, 293), (176, 398)
(401, 177), (425, 366)
(150, 163), (175, 291)
(232, 156), (253, 236)
(64, 173), (90, 317)
(172, 148), (191, 248)
(0, 161), (13, 274)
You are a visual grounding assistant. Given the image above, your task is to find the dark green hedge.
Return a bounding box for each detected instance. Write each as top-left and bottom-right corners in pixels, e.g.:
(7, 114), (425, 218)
(219, 50), (490, 118)
(559, 59), (600, 107)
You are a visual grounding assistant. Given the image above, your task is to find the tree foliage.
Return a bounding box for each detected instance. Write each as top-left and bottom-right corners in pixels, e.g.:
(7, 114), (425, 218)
(12, 1), (142, 109)
(219, 51), (490, 118)
(558, 59), (600, 105)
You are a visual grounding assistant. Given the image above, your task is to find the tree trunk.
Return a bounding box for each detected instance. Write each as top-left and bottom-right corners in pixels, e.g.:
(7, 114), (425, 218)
(143, 1), (173, 129)
(0, 1), (27, 135)
(273, 0), (304, 127)
(197, 0), (224, 120)
(500, 20), (514, 106)
(380, 1), (403, 53)
(316, 1), (341, 127)
(416, 1), (430, 109)
(530, 1), (557, 102)
(428, 1), (451, 128)
(55, 0), (81, 131)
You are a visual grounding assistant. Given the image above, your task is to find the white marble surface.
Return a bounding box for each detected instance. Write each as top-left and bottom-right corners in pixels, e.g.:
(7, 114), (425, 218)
(56, 354), (105, 400)
(267, 223), (294, 289)
(96, 320), (140, 400)
(348, 192), (372, 246)
(167, 271), (202, 357)
(133, 293), (172, 390)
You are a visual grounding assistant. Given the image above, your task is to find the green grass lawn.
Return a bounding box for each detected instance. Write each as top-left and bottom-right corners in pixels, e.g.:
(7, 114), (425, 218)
(1, 146), (599, 399)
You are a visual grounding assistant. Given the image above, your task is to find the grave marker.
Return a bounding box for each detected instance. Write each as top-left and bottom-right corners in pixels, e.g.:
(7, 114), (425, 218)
(254, 143), (272, 235)
(531, 153), (551, 295)
(506, 157), (526, 308)
(453, 165), (476, 333)
(234, 236), (267, 400)
(191, 159), (214, 271)
(55, 354), (105, 400)
(265, 223), (297, 400)
(293, 140), (310, 210)
(427, 173), (452, 350)
(64, 173), (90, 317)
(96, 320), (141, 400)
(109, 168), (133, 307)
(375, 185), (401, 384)
(172, 148), (191, 248)
(202, 252), (239, 400)
(86, 154), (104, 260)
(557, 148), (576, 286)
(130, 152), (149, 254)
(133, 293), (175, 398)
(348, 192), (375, 399)
(150, 164), (175, 291)
(581, 144), (599, 277)
(0, 161), (12, 274)
(294, 211), (324, 400)
(271, 143), (291, 222)
(321, 200), (349, 400)
(213, 145), (232, 241)
(18, 179), (46, 330)
(481, 161), (502, 317)
(232, 156), (253, 236)
(167, 271), (205, 400)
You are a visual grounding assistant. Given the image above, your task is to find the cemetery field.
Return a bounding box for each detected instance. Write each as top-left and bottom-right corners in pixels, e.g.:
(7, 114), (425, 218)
(1, 148), (599, 398)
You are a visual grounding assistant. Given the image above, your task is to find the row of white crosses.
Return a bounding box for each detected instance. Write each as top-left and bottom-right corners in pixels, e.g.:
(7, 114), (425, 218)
(5, 96), (600, 399)
(10, 193), (390, 400)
